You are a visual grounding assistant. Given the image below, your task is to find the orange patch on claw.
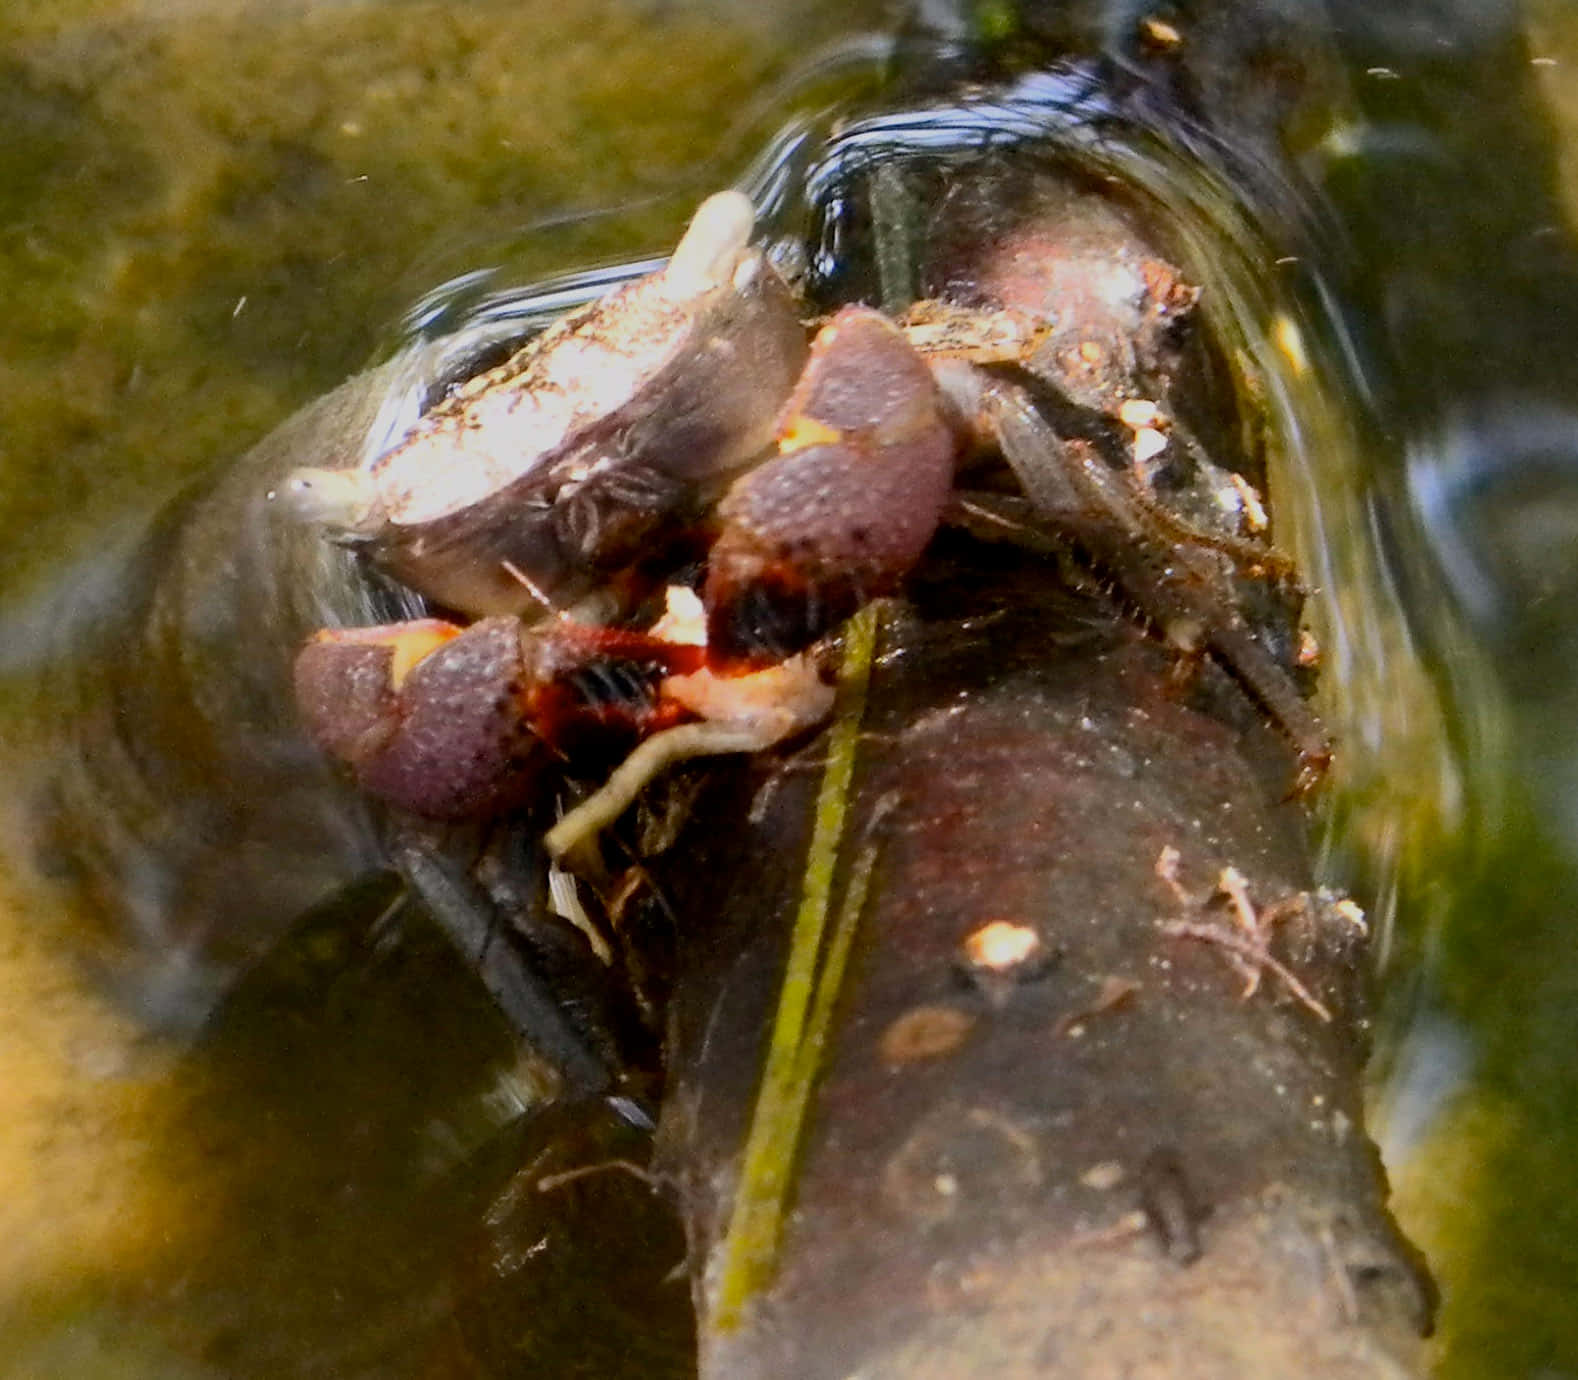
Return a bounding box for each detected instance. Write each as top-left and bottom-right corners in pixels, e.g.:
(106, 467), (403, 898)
(777, 413), (843, 453)
(307, 619), (462, 689)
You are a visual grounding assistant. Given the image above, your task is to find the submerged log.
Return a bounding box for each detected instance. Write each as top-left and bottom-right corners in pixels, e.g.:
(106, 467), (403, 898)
(652, 549), (1432, 1377)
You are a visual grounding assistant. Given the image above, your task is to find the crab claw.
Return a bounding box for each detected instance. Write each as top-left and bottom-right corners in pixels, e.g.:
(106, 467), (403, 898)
(703, 306), (956, 664)
(315, 193), (807, 622)
(295, 614), (714, 820)
(295, 617), (546, 819)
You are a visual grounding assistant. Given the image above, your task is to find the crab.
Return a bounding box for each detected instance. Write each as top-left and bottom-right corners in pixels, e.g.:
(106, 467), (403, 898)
(288, 189), (1330, 868)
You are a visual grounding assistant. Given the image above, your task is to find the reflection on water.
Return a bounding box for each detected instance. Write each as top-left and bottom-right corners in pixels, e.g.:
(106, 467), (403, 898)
(0, 875), (542, 1379)
(2, 0), (1578, 1376)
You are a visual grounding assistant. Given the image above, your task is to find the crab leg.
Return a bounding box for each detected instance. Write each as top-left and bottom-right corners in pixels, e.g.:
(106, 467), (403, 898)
(294, 615), (709, 820)
(970, 375), (1331, 784)
(390, 826), (617, 1094)
(544, 717), (798, 867)
(544, 306), (960, 861)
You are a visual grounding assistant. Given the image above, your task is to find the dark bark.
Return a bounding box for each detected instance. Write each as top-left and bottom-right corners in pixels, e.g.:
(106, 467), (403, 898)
(651, 546), (1431, 1378)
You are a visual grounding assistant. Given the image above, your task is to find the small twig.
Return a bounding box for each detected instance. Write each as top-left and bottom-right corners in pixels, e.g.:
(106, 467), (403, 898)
(1158, 919), (1330, 1023)
(1052, 975), (1141, 1039)
(499, 557), (560, 614)
(1154, 844), (1199, 907)
(1069, 1209), (1150, 1251)
(1155, 847), (1333, 1023)
(545, 721), (781, 863)
(547, 859), (613, 964)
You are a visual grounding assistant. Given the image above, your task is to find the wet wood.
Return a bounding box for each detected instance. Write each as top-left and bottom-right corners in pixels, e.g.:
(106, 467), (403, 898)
(651, 546), (1432, 1378)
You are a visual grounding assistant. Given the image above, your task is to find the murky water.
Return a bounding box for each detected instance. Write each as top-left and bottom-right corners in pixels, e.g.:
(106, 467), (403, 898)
(1308, 5), (1578, 1375)
(0, 3), (883, 1375)
(1, 1), (1577, 1376)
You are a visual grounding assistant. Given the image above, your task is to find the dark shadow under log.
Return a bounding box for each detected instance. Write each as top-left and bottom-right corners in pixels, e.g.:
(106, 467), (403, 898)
(651, 547), (1432, 1378)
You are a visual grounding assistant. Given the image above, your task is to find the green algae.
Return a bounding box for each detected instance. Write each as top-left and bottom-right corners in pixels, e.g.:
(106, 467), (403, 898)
(1379, 790), (1578, 1380)
(1360, 9), (1578, 1376)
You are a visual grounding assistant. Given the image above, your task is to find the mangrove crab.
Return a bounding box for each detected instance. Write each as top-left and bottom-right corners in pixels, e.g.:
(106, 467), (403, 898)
(288, 189), (1330, 864)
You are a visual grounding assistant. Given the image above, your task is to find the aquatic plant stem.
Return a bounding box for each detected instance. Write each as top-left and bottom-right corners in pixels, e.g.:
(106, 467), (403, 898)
(710, 603), (880, 1331)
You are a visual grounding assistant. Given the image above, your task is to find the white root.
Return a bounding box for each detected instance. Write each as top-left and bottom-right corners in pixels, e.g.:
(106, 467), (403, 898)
(545, 720), (786, 863)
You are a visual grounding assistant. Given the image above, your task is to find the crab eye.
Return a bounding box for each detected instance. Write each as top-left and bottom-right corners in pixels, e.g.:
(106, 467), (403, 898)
(660, 190), (756, 300)
(276, 467), (377, 529)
